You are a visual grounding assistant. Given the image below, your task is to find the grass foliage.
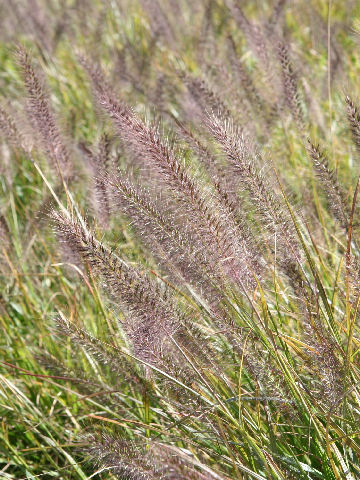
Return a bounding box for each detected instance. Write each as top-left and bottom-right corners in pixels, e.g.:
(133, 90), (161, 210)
(2, 1), (360, 479)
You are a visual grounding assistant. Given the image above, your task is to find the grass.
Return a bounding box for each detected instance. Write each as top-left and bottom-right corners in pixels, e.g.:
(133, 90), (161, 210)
(1, 1), (360, 479)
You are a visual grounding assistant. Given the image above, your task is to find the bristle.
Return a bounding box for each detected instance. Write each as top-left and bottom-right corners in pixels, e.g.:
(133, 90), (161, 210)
(53, 211), (184, 363)
(206, 112), (295, 239)
(85, 433), (160, 480)
(0, 104), (26, 151)
(139, 0), (175, 47)
(79, 133), (112, 228)
(227, 35), (271, 123)
(346, 95), (360, 155)
(55, 314), (145, 388)
(307, 140), (349, 229)
(225, 0), (269, 70)
(17, 46), (71, 176)
(277, 41), (305, 132)
(184, 75), (230, 119)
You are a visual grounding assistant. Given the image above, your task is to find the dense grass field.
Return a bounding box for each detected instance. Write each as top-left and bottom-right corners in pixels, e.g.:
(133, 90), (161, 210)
(2, 1), (360, 479)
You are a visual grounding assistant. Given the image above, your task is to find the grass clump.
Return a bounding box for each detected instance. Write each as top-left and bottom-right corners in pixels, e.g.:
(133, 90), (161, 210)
(1, 1), (360, 479)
